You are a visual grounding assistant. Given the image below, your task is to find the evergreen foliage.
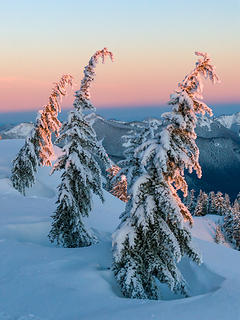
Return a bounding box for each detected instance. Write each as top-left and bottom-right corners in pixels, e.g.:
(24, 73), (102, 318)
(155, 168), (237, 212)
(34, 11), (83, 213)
(215, 192), (225, 216)
(185, 189), (196, 214)
(112, 52), (219, 299)
(215, 225), (225, 244)
(222, 199), (240, 250)
(208, 191), (216, 214)
(107, 165), (129, 202)
(232, 200), (240, 250)
(194, 190), (208, 216)
(49, 48), (113, 247)
(11, 75), (73, 195)
(236, 192), (240, 205)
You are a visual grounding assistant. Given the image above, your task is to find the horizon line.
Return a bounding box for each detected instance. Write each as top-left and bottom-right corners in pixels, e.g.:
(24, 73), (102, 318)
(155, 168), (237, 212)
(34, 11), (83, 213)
(0, 102), (239, 115)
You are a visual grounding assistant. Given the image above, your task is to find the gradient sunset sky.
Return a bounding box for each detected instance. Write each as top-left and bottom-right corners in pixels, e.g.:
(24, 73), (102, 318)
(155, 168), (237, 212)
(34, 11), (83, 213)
(1, 0), (239, 114)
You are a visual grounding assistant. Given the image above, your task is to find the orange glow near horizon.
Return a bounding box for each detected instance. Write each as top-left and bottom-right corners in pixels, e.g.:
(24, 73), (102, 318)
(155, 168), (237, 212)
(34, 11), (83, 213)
(1, 53), (239, 114)
(0, 0), (240, 112)
(1, 1), (239, 113)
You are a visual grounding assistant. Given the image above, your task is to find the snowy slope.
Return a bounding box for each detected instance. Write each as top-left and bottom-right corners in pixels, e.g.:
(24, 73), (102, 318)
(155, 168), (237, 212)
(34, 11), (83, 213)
(216, 111), (240, 134)
(1, 114), (240, 199)
(1, 139), (240, 320)
(0, 123), (34, 139)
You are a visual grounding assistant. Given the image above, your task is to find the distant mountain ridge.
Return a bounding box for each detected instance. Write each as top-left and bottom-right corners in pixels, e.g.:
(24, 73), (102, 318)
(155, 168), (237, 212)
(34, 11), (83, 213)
(1, 112), (239, 199)
(216, 112), (240, 135)
(0, 122), (34, 139)
(92, 113), (240, 200)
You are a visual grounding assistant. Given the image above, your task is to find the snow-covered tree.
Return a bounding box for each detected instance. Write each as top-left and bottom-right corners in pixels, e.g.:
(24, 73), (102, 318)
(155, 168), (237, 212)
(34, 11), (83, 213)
(184, 189), (196, 214)
(236, 192), (240, 205)
(222, 199), (240, 249)
(115, 120), (160, 194)
(11, 75), (73, 195)
(49, 48), (113, 247)
(107, 165), (129, 202)
(223, 208), (234, 243)
(215, 192), (225, 216)
(208, 191), (216, 214)
(232, 200), (240, 250)
(224, 193), (231, 212)
(11, 130), (40, 195)
(112, 52), (219, 299)
(215, 225), (225, 244)
(194, 190), (208, 216)
(37, 75), (73, 166)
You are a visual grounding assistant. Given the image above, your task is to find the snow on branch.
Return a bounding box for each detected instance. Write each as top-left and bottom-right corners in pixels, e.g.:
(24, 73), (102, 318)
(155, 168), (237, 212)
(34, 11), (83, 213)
(37, 74), (73, 166)
(11, 74), (73, 195)
(165, 52), (220, 198)
(49, 49), (113, 248)
(74, 47), (114, 111)
(174, 51), (220, 116)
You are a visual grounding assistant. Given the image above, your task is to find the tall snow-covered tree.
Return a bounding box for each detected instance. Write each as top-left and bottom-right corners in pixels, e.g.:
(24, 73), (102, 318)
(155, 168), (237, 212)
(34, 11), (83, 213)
(112, 52), (219, 300)
(49, 48), (113, 247)
(11, 75), (73, 195)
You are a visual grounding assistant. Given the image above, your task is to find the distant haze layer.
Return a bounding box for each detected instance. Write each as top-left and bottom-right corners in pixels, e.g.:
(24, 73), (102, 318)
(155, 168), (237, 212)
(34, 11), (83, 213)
(0, 104), (239, 125)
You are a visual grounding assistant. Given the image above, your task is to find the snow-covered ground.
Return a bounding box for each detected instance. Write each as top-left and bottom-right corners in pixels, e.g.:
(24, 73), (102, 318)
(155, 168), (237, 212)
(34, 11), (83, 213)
(1, 139), (240, 320)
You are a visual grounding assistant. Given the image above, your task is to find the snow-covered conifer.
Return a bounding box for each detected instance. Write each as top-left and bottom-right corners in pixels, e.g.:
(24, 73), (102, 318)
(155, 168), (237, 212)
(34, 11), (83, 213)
(11, 130), (40, 195)
(215, 225), (225, 244)
(232, 200), (240, 250)
(11, 75), (73, 195)
(37, 74), (73, 166)
(215, 192), (225, 215)
(113, 52), (219, 299)
(49, 48), (113, 247)
(115, 120), (159, 193)
(194, 191), (203, 216)
(186, 189), (197, 214)
(107, 165), (129, 202)
(222, 199), (240, 248)
(236, 192), (240, 205)
(223, 208), (234, 243)
(194, 190), (208, 216)
(208, 191), (216, 214)
(224, 193), (231, 212)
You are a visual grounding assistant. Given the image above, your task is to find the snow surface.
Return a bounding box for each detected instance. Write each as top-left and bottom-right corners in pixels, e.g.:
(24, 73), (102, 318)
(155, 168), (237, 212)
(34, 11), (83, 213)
(2, 123), (34, 139)
(197, 115), (213, 131)
(216, 112), (240, 130)
(1, 139), (240, 320)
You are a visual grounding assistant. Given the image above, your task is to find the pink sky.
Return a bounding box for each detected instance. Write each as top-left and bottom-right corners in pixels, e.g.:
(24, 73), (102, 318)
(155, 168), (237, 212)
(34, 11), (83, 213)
(0, 53), (239, 113)
(1, 1), (239, 113)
